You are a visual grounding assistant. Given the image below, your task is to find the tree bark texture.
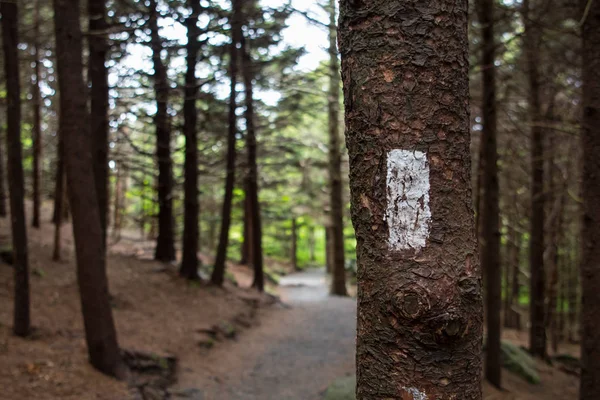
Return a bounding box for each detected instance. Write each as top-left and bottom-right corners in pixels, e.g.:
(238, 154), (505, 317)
(477, 0), (501, 387)
(211, 0), (241, 286)
(52, 171), (66, 262)
(241, 27), (264, 292)
(88, 0), (110, 247)
(53, 0), (125, 378)
(580, 1), (600, 397)
(291, 218), (298, 270)
(339, 1), (483, 398)
(522, 0), (546, 359)
(31, 1), (42, 229)
(52, 130), (66, 224)
(180, 0), (202, 280)
(2, 1), (31, 337)
(328, 0), (347, 296)
(149, 0), (176, 263)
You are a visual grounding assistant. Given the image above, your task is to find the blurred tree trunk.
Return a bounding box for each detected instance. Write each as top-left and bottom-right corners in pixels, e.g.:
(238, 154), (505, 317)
(53, 0), (125, 378)
(88, 0), (110, 247)
(308, 225), (315, 262)
(580, 0), (600, 397)
(327, 0), (347, 296)
(339, 0), (483, 398)
(291, 218), (298, 270)
(522, 0), (546, 359)
(325, 224), (333, 273)
(112, 162), (126, 241)
(2, 1), (31, 337)
(31, 1), (42, 229)
(240, 21), (264, 292)
(149, 0), (175, 263)
(52, 131), (67, 224)
(477, 0), (501, 387)
(0, 128), (6, 218)
(211, 0), (241, 286)
(240, 178), (253, 265)
(52, 171), (65, 262)
(180, 0), (201, 280)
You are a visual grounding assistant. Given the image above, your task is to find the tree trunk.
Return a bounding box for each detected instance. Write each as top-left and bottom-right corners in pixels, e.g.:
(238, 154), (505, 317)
(505, 221), (522, 330)
(0, 128), (6, 217)
(53, 130), (69, 224)
(211, 0), (241, 286)
(2, 1), (31, 338)
(240, 182), (253, 265)
(567, 246), (578, 343)
(339, 1), (483, 398)
(522, 0), (546, 359)
(308, 225), (316, 262)
(53, 0), (125, 378)
(240, 24), (264, 292)
(325, 224), (333, 274)
(88, 0), (110, 247)
(477, 0), (501, 387)
(327, 0), (347, 296)
(112, 162), (125, 241)
(52, 171), (66, 261)
(31, 1), (42, 229)
(291, 218), (298, 270)
(0, 128), (6, 218)
(149, 0), (176, 263)
(180, 0), (201, 280)
(580, 1), (600, 397)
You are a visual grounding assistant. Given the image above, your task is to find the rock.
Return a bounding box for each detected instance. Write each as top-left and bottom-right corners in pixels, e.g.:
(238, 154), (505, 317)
(501, 341), (540, 384)
(168, 388), (204, 399)
(324, 375), (356, 400)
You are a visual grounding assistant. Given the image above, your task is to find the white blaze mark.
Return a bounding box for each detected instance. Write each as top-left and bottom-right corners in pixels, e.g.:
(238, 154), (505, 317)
(402, 387), (428, 400)
(386, 149), (431, 251)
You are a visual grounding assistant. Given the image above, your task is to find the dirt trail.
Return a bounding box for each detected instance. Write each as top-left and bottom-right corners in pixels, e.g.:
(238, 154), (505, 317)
(175, 268), (357, 400)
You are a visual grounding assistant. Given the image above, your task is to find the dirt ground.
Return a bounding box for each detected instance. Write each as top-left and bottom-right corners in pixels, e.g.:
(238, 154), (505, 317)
(0, 206), (271, 400)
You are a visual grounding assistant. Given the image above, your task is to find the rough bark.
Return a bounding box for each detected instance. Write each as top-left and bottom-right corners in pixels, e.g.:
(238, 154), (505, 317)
(327, 0), (347, 296)
(211, 0), (241, 286)
(240, 27), (264, 292)
(522, 0), (546, 359)
(52, 131), (66, 224)
(180, 0), (202, 280)
(477, 0), (501, 387)
(31, 1), (42, 229)
(53, 0), (125, 378)
(339, 1), (483, 398)
(2, 1), (31, 337)
(580, 1), (600, 397)
(88, 0), (110, 246)
(149, 0), (176, 263)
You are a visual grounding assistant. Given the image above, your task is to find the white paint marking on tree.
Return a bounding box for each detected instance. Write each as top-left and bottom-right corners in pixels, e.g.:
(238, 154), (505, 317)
(386, 149), (431, 251)
(402, 387), (428, 400)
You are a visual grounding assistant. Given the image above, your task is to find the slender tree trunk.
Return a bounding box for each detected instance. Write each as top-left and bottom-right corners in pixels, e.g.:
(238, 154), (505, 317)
(53, 0), (125, 378)
(308, 225), (316, 262)
(325, 224), (333, 273)
(2, 1), (31, 338)
(88, 0), (110, 247)
(31, 1), (42, 229)
(52, 171), (65, 261)
(180, 0), (201, 280)
(52, 132), (67, 224)
(211, 0), (241, 286)
(340, 1), (483, 398)
(240, 26), (264, 292)
(505, 221), (522, 330)
(327, 0), (347, 296)
(112, 162), (124, 241)
(240, 182), (253, 265)
(567, 246), (578, 343)
(522, 0), (546, 359)
(580, 1), (600, 397)
(0, 128), (6, 217)
(477, 0), (501, 387)
(149, 0), (175, 263)
(291, 218), (298, 270)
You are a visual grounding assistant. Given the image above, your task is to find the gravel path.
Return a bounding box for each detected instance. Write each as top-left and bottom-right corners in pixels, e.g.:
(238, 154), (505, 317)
(175, 269), (356, 400)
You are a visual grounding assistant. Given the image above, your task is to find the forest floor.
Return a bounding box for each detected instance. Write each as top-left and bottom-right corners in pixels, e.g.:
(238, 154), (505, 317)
(0, 204), (581, 400)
